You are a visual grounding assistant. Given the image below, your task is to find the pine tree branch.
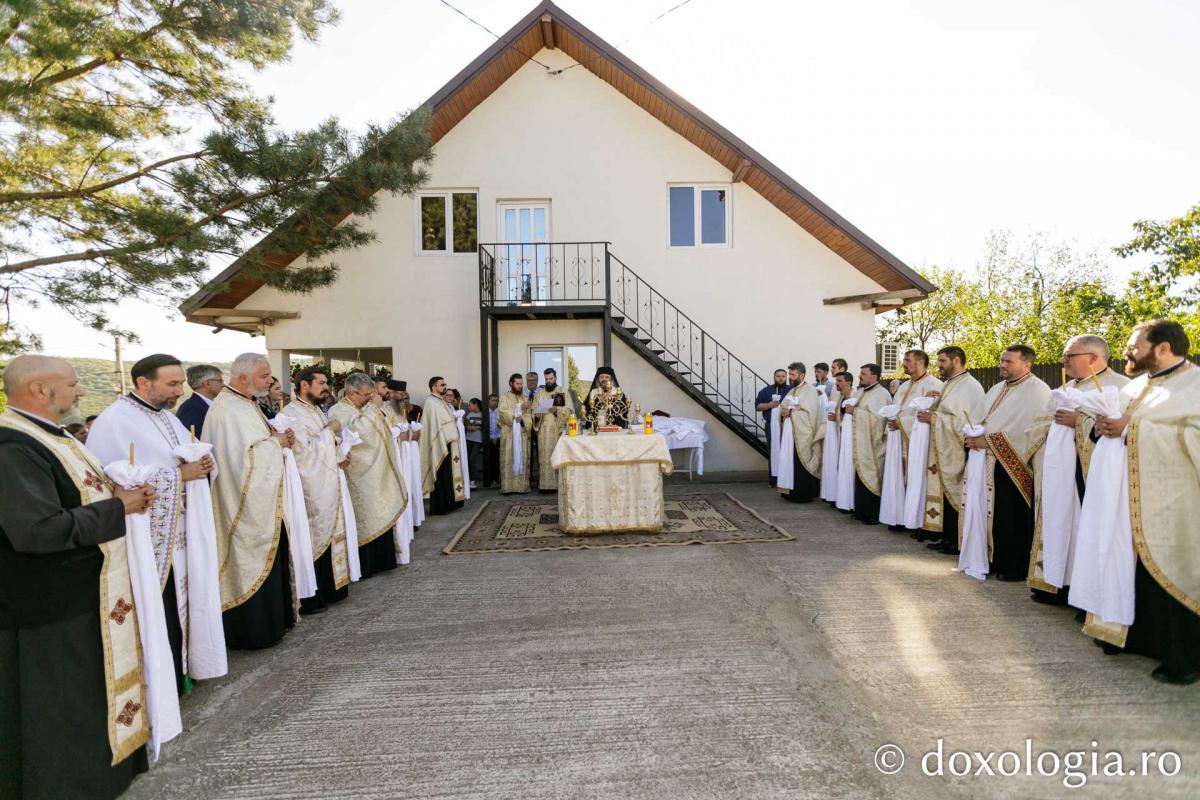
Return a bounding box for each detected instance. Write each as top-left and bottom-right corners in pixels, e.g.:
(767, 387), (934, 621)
(12, 20), (173, 96)
(0, 149), (209, 203)
(0, 176), (337, 275)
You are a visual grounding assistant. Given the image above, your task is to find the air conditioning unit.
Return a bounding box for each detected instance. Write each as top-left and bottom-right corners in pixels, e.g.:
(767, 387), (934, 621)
(876, 341), (900, 374)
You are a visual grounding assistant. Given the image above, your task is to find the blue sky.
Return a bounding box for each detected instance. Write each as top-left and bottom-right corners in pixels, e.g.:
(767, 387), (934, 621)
(33, 0), (1200, 361)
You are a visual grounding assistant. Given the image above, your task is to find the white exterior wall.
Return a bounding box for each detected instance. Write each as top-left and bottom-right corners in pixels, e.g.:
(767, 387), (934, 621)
(239, 47), (888, 472)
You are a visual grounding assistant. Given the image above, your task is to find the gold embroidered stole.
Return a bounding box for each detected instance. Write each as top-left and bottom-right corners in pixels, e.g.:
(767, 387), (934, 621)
(0, 411), (149, 764)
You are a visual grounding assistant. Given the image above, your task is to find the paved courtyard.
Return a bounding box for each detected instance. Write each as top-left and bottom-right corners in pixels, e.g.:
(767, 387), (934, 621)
(125, 481), (1199, 799)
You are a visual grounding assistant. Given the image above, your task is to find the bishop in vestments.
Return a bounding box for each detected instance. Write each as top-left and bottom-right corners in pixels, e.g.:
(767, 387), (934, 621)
(279, 366), (356, 609)
(778, 362), (824, 503)
(329, 372), (408, 579)
(202, 353), (296, 650)
(963, 345), (1052, 581)
(420, 376), (466, 515)
(0, 355), (156, 799)
(532, 367), (574, 491)
(848, 363), (890, 524)
(499, 372), (532, 494)
(920, 346), (984, 554)
(87, 354), (226, 692)
(1096, 320), (1200, 684)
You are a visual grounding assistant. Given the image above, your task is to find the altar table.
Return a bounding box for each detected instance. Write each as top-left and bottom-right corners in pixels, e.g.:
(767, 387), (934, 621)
(549, 432), (673, 534)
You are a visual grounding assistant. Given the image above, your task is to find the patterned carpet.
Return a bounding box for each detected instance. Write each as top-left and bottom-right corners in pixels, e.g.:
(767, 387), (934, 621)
(444, 492), (793, 554)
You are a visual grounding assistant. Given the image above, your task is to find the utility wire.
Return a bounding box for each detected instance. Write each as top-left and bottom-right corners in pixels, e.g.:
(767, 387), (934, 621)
(437, 0), (555, 71)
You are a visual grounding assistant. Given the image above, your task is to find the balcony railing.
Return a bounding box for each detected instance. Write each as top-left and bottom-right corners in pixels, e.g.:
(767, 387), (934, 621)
(479, 242), (609, 306)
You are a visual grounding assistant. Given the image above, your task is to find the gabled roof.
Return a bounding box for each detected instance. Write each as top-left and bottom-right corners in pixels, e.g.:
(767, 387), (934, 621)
(182, 1), (933, 330)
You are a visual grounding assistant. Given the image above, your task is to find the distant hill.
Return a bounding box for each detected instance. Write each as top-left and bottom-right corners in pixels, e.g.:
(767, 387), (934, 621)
(67, 358), (233, 419)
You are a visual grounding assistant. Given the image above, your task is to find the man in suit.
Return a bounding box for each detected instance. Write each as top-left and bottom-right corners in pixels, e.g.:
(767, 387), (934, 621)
(176, 364), (224, 434)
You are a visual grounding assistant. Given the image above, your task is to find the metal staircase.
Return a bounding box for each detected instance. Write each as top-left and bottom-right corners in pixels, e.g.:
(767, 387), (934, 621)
(478, 242), (770, 456)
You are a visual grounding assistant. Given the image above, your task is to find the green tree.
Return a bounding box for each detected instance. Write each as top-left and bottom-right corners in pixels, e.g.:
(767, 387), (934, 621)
(1, 0), (433, 349)
(1112, 203), (1200, 350)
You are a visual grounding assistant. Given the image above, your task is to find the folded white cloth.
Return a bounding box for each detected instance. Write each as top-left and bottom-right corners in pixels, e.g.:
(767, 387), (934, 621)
(1040, 388), (1085, 588)
(267, 417), (316, 599)
(103, 461), (182, 761)
(902, 396), (937, 529)
(512, 409), (524, 476)
(405, 422), (425, 527)
(776, 415), (796, 491)
(1068, 386), (1135, 627)
(877, 404), (905, 525)
(820, 398), (840, 502)
(168, 442), (227, 680)
(956, 423), (989, 581)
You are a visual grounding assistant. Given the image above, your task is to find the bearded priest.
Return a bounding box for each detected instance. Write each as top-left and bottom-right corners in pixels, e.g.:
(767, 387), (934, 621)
(847, 363), (891, 525)
(532, 367), (574, 492)
(330, 372), (408, 579)
(1098, 320), (1200, 684)
(202, 353), (295, 649)
(420, 376), (466, 515)
(279, 365), (357, 610)
(86, 353), (226, 692)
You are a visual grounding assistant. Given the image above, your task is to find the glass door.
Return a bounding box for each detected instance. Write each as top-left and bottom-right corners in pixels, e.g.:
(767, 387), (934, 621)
(498, 202), (550, 303)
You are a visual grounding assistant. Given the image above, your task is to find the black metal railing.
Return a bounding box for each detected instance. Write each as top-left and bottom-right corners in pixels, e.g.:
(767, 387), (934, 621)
(478, 242), (609, 305)
(609, 253), (769, 444)
(478, 242), (770, 447)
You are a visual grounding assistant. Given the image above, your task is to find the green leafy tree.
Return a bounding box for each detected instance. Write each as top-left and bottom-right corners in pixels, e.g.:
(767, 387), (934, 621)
(1112, 203), (1200, 350)
(1, 0), (433, 349)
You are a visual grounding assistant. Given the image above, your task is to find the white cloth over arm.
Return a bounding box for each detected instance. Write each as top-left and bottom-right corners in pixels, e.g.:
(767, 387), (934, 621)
(956, 423), (989, 581)
(903, 396), (936, 529)
(404, 422), (425, 527)
(388, 423), (413, 566)
(820, 398), (840, 502)
(337, 429), (362, 581)
(511, 408), (524, 476)
(267, 416), (317, 599)
(775, 396), (800, 490)
(877, 404), (905, 525)
(769, 403), (782, 477)
(1040, 388), (1084, 588)
(103, 461), (182, 761)
(1068, 386), (1136, 627)
(454, 409), (471, 498)
(835, 398), (857, 511)
(170, 441), (227, 679)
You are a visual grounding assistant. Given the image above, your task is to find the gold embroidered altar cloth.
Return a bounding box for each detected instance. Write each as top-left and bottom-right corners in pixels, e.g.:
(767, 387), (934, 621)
(549, 432), (673, 534)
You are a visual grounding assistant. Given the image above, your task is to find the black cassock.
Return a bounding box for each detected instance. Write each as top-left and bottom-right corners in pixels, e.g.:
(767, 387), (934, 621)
(0, 416), (149, 799)
(781, 445), (820, 503)
(429, 455), (463, 516)
(221, 523), (295, 650)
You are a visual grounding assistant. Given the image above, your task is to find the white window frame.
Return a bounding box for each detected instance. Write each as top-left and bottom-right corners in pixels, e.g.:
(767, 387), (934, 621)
(667, 183), (732, 249)
(414, 189), (479, 256)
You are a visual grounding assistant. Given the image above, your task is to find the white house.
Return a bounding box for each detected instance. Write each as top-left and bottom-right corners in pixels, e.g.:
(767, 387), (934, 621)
(181, 1), (934, 474)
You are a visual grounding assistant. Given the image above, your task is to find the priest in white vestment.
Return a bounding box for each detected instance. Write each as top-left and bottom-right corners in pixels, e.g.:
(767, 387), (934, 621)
(961, 345), (1052, 581)
(88, 354), (226, 693)
(885, 349), (942, 534)
(279, 365), (358, 611)
(202, 353), (295, 650)
(329, 372), (408, 579)
(920, 347), (984, 555)
(777, 362), (824, 503)
(421, 376), (466, 515)
(1027, 335), (1128, 604)
(499, 372), (532, 494)
(532, 367), (574, 491)
(1088, 321), (1200, 684)
(846, 363), (890, 524)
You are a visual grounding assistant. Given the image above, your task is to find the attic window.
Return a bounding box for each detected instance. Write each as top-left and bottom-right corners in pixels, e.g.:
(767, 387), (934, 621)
(668, 184), (730, 248)
(417, 191), (478, 254)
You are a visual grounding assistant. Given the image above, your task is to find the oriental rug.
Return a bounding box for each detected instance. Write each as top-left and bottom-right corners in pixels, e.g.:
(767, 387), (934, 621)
(443, 492), (792, 554)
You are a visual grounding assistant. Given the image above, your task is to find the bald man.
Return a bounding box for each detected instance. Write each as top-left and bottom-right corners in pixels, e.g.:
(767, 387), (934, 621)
(0, 355), (156, 799)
